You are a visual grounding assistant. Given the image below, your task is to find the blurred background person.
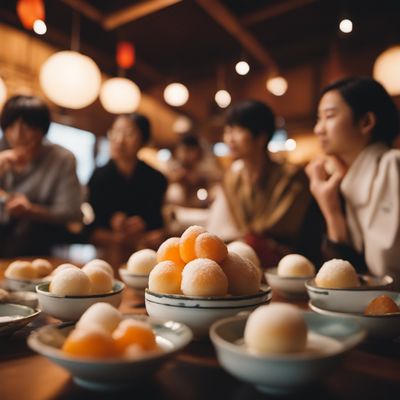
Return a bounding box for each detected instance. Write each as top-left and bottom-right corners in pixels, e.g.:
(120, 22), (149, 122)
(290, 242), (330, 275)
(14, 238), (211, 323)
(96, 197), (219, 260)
(0, 95), (83, 257)
(87, 112), (167, 266)
(208, 99), (323, 267)
(306, 77), (400, 287)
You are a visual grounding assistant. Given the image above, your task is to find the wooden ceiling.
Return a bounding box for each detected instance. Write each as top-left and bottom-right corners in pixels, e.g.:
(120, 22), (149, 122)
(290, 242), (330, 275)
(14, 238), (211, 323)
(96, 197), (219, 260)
(1, 0), (399, 141)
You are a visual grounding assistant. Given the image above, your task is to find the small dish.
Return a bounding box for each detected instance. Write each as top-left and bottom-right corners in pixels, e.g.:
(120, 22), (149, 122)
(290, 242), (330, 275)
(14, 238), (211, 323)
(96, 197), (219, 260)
(5, 276), (50, 292)
(0, 303), (41, 336)
(145, 286), (272, 338)
(265, 268), (311, 299)
(36, 280), (125, 321)
(309, 297), (400, 340)
(27, 314), (192, 390)
(119, 267), (148, 294)
(210, 311), (365, 395)
(306, 275), (394, 312)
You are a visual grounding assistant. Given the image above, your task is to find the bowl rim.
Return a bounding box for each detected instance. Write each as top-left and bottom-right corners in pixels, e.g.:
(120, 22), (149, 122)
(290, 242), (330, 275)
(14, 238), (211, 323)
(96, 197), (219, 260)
(118, 268), (150, 278)
(309, 299), (400, 319)
(210, 312), (366, 361)
(0, 302), (41, 327)
(35, 280), (125, 299)
(305, 274), (394, 292)
(5, 275), (47, 284)
(145, 286), (271, 302)
(265, 267), (314, 281)
(27, 314), (193, 364)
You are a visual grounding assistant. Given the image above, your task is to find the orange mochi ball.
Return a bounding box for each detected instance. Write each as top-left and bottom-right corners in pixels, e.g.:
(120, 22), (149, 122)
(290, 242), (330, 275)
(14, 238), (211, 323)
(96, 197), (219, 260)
(5, 261), (37, 280)
(82, 266), (113, 294)
(62, 327), (117, 358)
(50, 268), (91, 296)
(77, 302), (122, 334)
(148, 261), (182, 294)
(195, 232), (228, 264)
(244, 303), (308, 355)
(221, 252), (260, 295)
(179, 225), (207, 263)
(157, 237), (185, 268)
(364, 295), (400, 315)
(83, 259), (114, 277)
(112, 319), (157, 354)
(315, 259), (360, 289)
(181, 258), (228, 296)
(31, 258), (53, 278)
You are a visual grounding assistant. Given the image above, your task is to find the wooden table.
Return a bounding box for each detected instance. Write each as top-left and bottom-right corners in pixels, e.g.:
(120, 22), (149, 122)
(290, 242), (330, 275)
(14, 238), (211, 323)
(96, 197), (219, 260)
(1, 265), (400, 400)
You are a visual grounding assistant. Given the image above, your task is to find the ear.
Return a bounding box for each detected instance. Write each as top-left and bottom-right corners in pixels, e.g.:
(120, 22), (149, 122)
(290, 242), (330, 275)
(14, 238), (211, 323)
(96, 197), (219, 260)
(360, 112), (376, 136)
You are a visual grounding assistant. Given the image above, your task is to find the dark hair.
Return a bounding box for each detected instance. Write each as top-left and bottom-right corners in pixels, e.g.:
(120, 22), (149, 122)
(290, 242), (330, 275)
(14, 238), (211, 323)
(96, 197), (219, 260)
(225, 99), (276, 142)
(122, 112), (151, 144)
(178, 134), (201, 148)
(0, 95), (51, 135)
(321, 77), (399, 146)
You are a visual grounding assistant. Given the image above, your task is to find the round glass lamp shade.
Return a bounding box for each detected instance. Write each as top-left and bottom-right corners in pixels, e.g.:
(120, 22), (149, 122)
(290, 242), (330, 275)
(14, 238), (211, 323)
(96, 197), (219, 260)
(100, 77), (141, 114)
(163, 83), (189, 106)
(0, 77), (7, 107)
(40, 51), (101, 109)
(215, 89), (231, 108)
(266, 76), (288, 96)
(373, 46), (400, 96)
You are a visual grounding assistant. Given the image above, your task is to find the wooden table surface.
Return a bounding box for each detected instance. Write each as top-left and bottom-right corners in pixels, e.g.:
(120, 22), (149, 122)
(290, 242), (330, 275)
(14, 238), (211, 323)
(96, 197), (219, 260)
(1, 260), (400, 400)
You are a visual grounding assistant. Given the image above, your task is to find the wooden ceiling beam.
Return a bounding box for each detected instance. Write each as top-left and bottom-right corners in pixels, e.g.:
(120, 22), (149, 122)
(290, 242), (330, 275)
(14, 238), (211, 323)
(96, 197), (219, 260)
(242, 0), (317, 26)
(195, 0), (278, 73)
(61, 0), (103, 24)
(103, 0), (182, 30)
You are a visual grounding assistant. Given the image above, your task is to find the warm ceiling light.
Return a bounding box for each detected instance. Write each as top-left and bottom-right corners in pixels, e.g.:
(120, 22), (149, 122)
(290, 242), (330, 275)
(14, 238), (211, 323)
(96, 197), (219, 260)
(163, 83), (189, 107)
(40, 51), (101, 109)
(339, 18), (353, 33)
(33, 19), (46, 35)
(0, 77), (7, 108)
(215, 89), (231, 108)
(173, 115), (192, 133)
(373, 46), (400, 96)
(235, 61), (250, 75)
(100, 77), (141, 114)
(17, 0), (45, 30)
(266, 76), (288, 96)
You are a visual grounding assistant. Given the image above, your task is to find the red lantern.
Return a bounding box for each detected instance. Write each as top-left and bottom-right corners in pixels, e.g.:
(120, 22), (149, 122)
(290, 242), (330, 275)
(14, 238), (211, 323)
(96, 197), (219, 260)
(116, 42), (135, 69)
(16, 0), (45, 30)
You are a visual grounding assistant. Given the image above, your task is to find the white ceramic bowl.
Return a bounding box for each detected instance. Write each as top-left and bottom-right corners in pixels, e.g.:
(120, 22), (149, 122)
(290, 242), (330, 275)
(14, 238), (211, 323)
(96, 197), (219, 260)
(145, 286), (272, 338)
(309, 295), (400, 340)
(210, 311), (365, 395)
(305, 275), (394, 312)
(5, 276), (50, 292)
(0, 303), (40, 336)
(119, 267), (148, 294)
(36, 281), (125, 321)
(27, 314), (192, 390)
(265, 268), (311, 299)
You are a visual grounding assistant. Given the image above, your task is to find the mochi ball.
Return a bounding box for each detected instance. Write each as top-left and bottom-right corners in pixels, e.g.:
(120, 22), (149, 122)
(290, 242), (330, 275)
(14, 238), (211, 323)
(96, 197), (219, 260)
(277, 254), (315, 278)
(83, 259), (114, 277)
(83, 266), (114, 294)
(221, 252), (260, 295)
(49, 268), (91, 296)
(52, 263), (79, 275)
(244, 303), (308, 355)
(5, 261), (36, 280)
(315, 259), (360, 289)
(77, 302), (122, 333)
(227, 241), (261, 268)
(148, 261), (182, 294)
(127, 249), (157, 275)
(31, 259), (53, 278)
(181, 258), (228, 297)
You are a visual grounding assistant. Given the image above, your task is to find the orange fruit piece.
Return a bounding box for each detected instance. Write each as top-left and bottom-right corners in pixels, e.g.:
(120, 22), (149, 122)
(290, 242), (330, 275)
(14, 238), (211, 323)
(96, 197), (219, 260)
(195, 232), (228, 263)
(148, 261), (182, 294)
(364, 295), (399, 315)
(62, 328), (117, 358)
(157, 237), (185, 268)
(179, 225), (206, 263)
(112, 319), (157, 353)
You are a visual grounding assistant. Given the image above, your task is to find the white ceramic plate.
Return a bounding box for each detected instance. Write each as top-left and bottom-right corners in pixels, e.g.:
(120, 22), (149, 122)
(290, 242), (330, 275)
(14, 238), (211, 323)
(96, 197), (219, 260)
(309, 298), (400, 340)
(27, 314), (192, 390)
(306, 275), (394, 312)
(0, 303), (40, 336)
(210, 311), (365, 395)
(265, 268), (312, 299)
(145, 286), (272, 338)
(36, 280), (125, 321)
